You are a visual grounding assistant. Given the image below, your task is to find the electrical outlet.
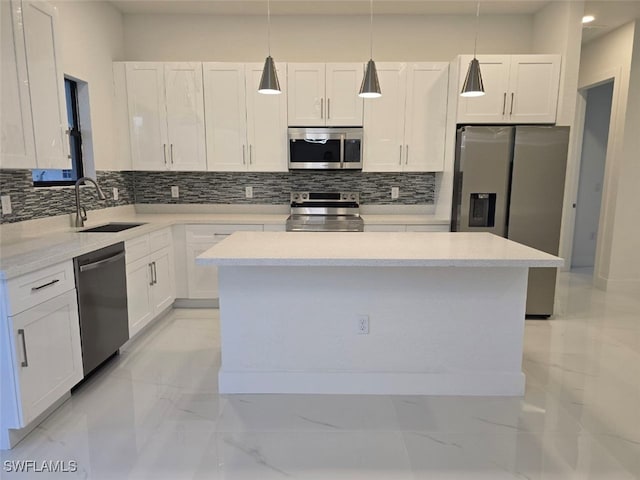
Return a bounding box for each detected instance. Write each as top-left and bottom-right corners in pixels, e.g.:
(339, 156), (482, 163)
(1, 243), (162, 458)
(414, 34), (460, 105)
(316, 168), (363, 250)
(1, 195), (12, 215)
(171, 186), (179, 198)
(391, 187), (399, 200)
(245, 186), (253, 199)
(357, 314), (369, 335)
(113, 187), (119, 201)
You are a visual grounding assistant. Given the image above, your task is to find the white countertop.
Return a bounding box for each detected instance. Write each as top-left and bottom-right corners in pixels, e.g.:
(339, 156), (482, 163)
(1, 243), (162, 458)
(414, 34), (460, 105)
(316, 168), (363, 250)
(197, 231), (564, 268)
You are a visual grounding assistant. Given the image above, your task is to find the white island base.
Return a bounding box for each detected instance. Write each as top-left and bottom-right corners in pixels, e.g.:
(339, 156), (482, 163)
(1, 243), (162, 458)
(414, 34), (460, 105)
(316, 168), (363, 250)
(198, 232), (563, 396)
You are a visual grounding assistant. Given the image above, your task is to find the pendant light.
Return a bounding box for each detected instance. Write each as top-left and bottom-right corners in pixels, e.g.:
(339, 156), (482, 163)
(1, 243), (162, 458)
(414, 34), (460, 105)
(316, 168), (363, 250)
(258, 0), (281, 95)
(460, 2), (485, 97)
(359, 0), (381, 98)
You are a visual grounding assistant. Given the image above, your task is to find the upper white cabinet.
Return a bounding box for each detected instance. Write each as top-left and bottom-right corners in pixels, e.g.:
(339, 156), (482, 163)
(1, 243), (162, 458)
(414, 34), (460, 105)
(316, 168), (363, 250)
(457, 55), (561, 124)
(203, 62), (288, 172)
(1, 0), (69, 169)
(287, 63), (363, 126)
(364, 62), (449, 172)
(125, 62), (207, 171)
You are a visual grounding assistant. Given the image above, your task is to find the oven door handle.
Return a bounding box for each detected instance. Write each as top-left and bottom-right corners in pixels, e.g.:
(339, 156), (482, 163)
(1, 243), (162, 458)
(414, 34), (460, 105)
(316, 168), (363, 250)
(79, 251), (126, 273)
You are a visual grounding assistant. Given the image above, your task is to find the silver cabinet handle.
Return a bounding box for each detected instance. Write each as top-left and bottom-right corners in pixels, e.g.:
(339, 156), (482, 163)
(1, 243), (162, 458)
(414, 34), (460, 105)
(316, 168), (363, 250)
(502, 93), (507, 115)
(405, 145), (409, 165)
(31, 279), (60, 292)
(242, 145), (246, 165)
(163, 144), (167, 166)
(249, 145), (253, 164)
(148, 263), (154, 286)
(79, 251), (126, 273)
(170, 144), (174, 165)
(327, 98), (331, 119)
(510, 93), (514, 115)
(152, 261), (157, 285)
(399, 145), (403, 165)
(320, 98), (324, 119)
(18, 329), (28, 367)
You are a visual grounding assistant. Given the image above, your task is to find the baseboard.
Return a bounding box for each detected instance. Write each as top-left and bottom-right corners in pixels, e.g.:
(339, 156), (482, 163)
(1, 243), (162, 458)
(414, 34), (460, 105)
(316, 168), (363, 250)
(173, 298), (218, 308)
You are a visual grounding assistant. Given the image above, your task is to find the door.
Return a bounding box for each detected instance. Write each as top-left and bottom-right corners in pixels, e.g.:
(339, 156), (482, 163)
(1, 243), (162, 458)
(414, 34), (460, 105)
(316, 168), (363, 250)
(508, 55), (560, 123)
(245, 63), (288, 171)
(456, 55), (511, 124)
(403, 63), (448, 172)
(363, 63), (407, 172)
(509, 126), (569, 316)
(126, 63), (168, 171)
(203, 63), (248, 171)
(150, 247), (175, 314)
(325, 63), (363, 126)
(126, 256), (154, 338)
(164, 63), (207, 171)
(1, 0), (36, 168)
(21, 0), (69, 169)
(287, 63), (325, 126)
(12, 290), (82, 426)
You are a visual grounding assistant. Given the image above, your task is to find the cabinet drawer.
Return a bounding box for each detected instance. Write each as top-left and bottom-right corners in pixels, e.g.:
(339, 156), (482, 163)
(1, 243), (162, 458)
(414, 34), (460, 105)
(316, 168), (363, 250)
(185, 224), (262, 243)
(406, 225), (450, 232)
(363, 225), (407, 232)
(6, 261), (75, 316)
(149, 227), (172, 253)
(125, 235), (150, 264)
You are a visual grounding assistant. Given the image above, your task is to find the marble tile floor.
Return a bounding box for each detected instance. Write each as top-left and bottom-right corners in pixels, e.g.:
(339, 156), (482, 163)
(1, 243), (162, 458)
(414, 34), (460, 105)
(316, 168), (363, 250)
(1, 269), (638, 479)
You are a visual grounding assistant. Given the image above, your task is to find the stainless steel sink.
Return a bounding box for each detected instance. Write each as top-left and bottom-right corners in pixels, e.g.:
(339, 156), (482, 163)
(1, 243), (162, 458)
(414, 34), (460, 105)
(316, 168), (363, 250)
(80, 222), (146, 233)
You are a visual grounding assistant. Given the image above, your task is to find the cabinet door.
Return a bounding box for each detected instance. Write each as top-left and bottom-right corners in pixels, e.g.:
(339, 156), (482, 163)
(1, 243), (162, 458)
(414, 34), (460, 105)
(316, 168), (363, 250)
(125, 62), (168, 171)
(508, 55), (560, 123)
(203, 63), (248, 171)
(404, 63), (449, 172)
(150, 247), (175, 314)
(325, 63), (363, 126)
(456, 55), (511, 124)
(164, 63), (207, 171)
(363, 63), (407, 172)
(11, 290), (82, 426)
(21, 0), (69, 169)
(1, 0), (36, 169)
(126, 256), (154, 338)
(287, 63), (325, 126)
(245, 63), (288, 172)
(186, 243), (220, 299)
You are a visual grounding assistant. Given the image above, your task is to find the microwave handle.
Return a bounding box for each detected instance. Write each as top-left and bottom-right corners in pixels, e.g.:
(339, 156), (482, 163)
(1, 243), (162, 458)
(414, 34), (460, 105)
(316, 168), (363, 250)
(303, 138), (328, 144)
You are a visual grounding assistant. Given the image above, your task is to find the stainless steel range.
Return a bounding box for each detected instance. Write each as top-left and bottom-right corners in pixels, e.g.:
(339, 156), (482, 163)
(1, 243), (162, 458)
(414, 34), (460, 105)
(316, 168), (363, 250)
(285, 192), (364, 232)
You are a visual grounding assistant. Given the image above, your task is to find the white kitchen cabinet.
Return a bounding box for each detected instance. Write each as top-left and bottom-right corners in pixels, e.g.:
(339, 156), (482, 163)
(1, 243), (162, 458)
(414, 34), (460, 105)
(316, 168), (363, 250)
(1, 0), (69, 169)
(456, 55), (561, 124)
(363, 224), (449, 232)
(185, 224), (263, 298)
(204, 62), (288, 172)
(364, 62), (449, 172)
(287, 63), (363, 126)
(125, 228), (175, 337)
(125, 62), (206, 171)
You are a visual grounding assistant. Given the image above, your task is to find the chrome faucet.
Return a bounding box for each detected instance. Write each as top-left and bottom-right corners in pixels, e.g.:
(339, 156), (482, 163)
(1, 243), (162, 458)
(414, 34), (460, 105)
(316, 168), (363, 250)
(75, 177), (106, 228)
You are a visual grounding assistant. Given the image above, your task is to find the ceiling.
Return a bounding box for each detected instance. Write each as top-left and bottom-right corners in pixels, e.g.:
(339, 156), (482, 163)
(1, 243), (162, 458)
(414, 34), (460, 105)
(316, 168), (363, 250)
(108, 0), (640, 43)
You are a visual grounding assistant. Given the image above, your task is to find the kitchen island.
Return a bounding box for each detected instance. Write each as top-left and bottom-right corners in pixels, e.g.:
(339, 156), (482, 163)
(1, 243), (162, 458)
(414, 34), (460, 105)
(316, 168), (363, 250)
(197, 231), (563, 396)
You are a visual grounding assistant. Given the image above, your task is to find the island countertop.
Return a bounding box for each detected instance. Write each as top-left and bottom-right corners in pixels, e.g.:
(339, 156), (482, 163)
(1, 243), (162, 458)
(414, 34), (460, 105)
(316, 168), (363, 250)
(196, 231), (564, 268)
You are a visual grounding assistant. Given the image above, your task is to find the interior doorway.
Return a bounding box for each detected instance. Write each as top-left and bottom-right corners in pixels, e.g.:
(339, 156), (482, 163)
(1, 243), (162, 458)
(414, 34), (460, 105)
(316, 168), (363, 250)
(571, 81), (614, 270)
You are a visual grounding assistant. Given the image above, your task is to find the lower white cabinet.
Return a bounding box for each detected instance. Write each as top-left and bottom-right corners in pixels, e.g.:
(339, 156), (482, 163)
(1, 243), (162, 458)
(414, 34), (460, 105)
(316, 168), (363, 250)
(125, 228), (175, 337)
(185, 224), (263, 298)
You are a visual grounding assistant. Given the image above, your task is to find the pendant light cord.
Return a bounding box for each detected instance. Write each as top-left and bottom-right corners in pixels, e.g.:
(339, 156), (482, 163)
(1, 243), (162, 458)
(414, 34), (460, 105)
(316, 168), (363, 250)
(267, 0), (272, 56)
(473, 1), (480, 58)
(369, 0), (374, 59)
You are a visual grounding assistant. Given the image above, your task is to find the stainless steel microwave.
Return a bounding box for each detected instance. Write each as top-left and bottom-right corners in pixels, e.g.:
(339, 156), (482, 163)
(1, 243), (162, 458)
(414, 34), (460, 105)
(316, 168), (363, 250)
(288, 127), (363, 170)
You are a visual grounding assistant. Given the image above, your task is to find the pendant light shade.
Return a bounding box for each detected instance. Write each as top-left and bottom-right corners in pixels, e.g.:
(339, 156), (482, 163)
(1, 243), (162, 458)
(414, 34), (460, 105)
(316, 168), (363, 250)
(258, 55), (281, 95)
(359, 0), (381, 98)
(460, 58), (484, 97)
(359, 59), (381, 98)
(460, 2), (485, 97)
(258, 0), (281, 95)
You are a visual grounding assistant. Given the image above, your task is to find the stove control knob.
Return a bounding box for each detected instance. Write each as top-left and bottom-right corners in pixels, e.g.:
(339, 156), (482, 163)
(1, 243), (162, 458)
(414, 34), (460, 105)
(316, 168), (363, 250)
(293, 194), (300, 201)
(302, 193), (308, 200)
(350, 194), (357, 201)
(342, 193), (348, 200)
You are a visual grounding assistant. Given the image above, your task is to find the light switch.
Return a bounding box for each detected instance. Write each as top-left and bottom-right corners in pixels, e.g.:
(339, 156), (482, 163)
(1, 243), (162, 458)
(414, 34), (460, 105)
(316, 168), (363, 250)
(1, 195), (12, 215)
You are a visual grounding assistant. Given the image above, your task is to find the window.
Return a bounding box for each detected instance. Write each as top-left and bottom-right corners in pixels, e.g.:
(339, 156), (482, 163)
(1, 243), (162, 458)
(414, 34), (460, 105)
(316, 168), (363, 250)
(32, 78), (84, 186)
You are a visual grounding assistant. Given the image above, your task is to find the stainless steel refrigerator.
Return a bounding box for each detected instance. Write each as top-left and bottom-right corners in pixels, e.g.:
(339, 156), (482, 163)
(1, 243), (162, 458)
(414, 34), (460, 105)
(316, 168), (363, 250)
(451, 126), (569, 317)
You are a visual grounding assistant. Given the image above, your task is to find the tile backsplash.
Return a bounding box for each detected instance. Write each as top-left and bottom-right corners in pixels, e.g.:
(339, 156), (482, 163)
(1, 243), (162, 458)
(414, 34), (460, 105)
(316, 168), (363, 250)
(0, 169), (435, 224)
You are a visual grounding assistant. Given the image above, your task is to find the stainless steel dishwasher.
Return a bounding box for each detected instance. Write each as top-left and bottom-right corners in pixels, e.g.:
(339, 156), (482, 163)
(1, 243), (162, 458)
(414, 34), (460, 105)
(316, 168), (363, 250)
(74, 242), (129, 377)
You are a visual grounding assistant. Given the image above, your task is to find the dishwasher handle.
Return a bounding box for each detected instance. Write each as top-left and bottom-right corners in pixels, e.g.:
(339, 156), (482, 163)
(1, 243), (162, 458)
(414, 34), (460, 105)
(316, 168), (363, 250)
(79, 251), (126, 273)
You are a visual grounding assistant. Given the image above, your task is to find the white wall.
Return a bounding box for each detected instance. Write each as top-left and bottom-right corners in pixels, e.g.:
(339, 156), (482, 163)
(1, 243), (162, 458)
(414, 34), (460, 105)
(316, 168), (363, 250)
(52, 1), (124, 171)
(577, 21), (640, 291)
(123, 14), (533, 62)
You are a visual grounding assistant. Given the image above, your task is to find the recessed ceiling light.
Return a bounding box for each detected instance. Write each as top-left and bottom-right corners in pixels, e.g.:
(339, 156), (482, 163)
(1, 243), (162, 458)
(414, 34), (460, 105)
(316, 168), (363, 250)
(582, 15), (595, 24)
